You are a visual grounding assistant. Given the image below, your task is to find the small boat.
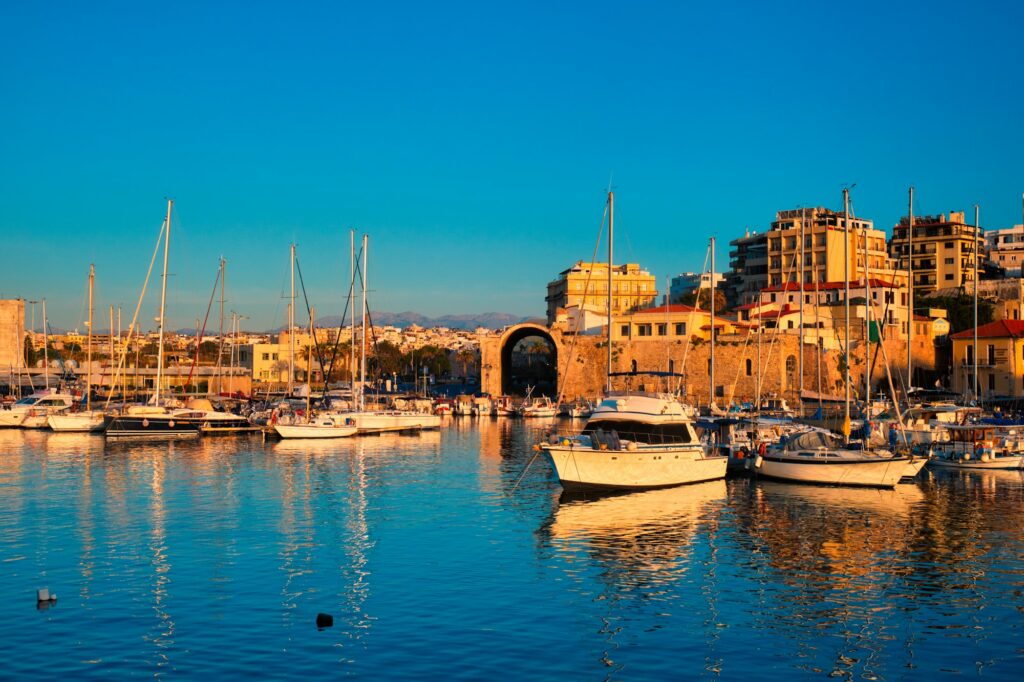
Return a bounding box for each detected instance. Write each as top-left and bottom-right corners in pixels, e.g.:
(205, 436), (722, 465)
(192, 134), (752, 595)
(47, 410), (107, 433)
(559, 400), (593, 419)
(106, 405), (201, 440)
(274, 414), (358, 439)
(930, 425), (1024, 470)
(518, 396), (558, 418)
(334, 410), (442, 434)
(433, 398), (453, 416)
(0, 391), (75, 428)
(491, 395), (517, 417)
(453, 394), (474, 416)
(755, 430), (911, 488)
(471, 395), (493, 416)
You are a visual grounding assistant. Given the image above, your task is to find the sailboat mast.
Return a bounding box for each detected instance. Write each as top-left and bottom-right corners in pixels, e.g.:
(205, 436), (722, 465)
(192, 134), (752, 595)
(289, 244), (296, 397)
(350, 229), (356, 393)
(155, 199), (172, 407)
(606, 191), (614, 395)
(709, 236), (716, 407)
(217, 257), (226, 396)
(974, 204), (980, 402)
(86, 264), (94, 411)
(907, 186), (914, 394)
(42, 298), (49, 390)
(360, 234), (368, 412)
(307, 307), (314, 422)
(109, 305), (114, 380)
(843, 188), (851, 436)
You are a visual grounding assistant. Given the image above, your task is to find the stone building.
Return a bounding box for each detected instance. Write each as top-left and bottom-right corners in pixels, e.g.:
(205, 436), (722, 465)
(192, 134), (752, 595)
(545, 261), (657, 325)
(0, 299), (25, 369)
(985, 223), (1024, 276)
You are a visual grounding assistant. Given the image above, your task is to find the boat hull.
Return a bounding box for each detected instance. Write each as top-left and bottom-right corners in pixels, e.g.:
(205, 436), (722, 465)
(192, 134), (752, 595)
(757, 454), (909, 488)
(47, 413), (107, 433)
(542, 444), (727, 490)
(345, 412), (442, 434)
(274, 423), (358, 439)
(106, 415), (200, 440)
(929, 456), (1024, 470)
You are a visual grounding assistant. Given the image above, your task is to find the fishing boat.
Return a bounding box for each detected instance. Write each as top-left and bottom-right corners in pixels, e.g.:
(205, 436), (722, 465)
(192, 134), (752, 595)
(930, 425), (1024, 469)
(518, 395), (558, 418)
(491, 395), (518, 416)
(541, 192), (727, 491)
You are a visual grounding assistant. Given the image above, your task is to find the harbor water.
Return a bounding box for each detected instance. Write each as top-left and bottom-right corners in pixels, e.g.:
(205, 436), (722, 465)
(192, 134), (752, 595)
(1, 420), (1023, 679)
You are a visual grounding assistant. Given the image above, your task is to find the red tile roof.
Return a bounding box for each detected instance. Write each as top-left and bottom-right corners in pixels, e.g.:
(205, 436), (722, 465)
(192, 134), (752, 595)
(632, 303), (698, 315)
(950, 319), (1024, 339)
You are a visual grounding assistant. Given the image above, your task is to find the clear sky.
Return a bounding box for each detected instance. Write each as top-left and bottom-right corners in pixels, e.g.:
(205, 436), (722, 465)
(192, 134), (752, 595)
(2, 1), (1022, 331)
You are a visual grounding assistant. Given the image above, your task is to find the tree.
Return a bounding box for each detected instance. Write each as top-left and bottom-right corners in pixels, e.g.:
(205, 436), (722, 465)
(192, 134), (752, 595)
(678, 288), (728, 311)
(197, 340), (220, 362)
(371, 340), (404, 376)
(23, 336), (36, 367)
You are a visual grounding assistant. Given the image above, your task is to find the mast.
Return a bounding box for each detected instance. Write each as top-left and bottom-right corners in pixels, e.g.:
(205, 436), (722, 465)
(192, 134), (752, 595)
(606, 190), (614, 394)
(974, 204), (980, 402)
(155, 199), (172, 407)
(86, 264), (94, 410)
(709, 236), (716, 407)
(109, 305), (114, 376)
(843, 188), (851, 440)
(907, 186), (914, 395)
(289, 244), (296, 397)
(360, 234), (368, 412)
(798, 208), (805, 404)
(42, 299), (49, 390)
(307, 307), (314, 422)
(350, 229), (356, 394)
(217, 257), (226, 396)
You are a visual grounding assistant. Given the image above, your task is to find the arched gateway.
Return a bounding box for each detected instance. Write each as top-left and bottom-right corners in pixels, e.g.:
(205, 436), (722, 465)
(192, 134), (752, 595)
(480, 323), (562, 398)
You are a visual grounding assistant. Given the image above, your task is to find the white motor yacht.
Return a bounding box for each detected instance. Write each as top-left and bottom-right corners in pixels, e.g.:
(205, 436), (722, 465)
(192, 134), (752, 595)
(0, 391), (75, 429)
(48, 410), (107, 433)
(542, 392), (728, 491)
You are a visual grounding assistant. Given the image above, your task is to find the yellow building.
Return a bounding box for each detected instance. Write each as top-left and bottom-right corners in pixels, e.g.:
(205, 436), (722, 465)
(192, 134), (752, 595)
(767, 207), (904, 288)
(889, 211), (983, 294)
(610, 304), (747, 342)
(546, 261), (658, 324)
(244, 342), (355, 384)
(950, 320), (1024, 399)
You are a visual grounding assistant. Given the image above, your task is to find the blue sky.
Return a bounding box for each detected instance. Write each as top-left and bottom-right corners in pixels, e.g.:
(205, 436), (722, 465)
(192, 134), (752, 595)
(2, 1), (1022, 331)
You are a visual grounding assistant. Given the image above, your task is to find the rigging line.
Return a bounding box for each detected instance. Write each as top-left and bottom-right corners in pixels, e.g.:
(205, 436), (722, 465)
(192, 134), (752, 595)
(554, 201), (609, 406)
(105, 218), (167, 409)
(727, 321), (756, 402)
(184, 265), (222, 390)
(322, 256), (358, 388)
(757, 235), (802, 400)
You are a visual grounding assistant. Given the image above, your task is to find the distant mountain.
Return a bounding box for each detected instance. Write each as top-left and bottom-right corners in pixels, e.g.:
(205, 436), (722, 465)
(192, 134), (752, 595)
(310, 311), (531, 331)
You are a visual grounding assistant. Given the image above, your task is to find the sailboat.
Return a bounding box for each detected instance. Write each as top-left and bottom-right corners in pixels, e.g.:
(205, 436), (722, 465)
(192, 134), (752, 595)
(330, 233), (441, 434)
(755, 189), (911, 487)
(106, 200), (200, 440)
(541, 191), (728, 490)
(48, 264), (107, 432)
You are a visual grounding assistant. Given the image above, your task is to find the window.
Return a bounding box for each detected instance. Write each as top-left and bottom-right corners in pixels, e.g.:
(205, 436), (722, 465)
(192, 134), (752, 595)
(770, 294), (777, 302)
(620, 324), (630, 337)
(988, 344), (996, 365)
(631, 359), (638, 372)
(668, 359), (675, 374)
(945, 274), (954, 280)
(816, 235), (826, 246)
(272, 353), (279, 360)
(944, 241), (954, 248)
(657, 323), (667, 336)
(989, 373), (995, 391)
(674, 322), (686, 335)
(262, 353), (269, 361)
(637, 324), (652, 337)
(967, 345), (974, 364)
(945, 257), (954, 265)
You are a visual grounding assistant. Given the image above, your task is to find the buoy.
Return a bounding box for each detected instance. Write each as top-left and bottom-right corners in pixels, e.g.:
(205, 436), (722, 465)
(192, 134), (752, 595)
(316, 613), (334, 629)
(754, 455), (764, 469)
(36, 588), (57, 603)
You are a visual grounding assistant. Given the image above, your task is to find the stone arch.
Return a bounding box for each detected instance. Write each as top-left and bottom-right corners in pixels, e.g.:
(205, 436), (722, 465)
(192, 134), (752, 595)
(497, 324), (559, 397)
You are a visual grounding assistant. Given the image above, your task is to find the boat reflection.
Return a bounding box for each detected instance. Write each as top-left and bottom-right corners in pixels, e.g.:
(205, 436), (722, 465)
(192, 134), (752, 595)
(544, 479), (727, 577)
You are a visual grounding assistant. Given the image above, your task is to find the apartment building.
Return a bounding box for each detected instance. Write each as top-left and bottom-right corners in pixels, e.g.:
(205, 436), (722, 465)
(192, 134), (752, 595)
(888, 211), (983, 294)
(546, 261), (658, 324)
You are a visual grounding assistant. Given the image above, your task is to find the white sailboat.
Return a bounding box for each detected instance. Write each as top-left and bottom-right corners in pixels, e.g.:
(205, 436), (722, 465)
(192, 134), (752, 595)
(49, 264), (107, 432)
(331, 233), (441, 434)
(755, 189), (912, 488)
(541, 191), (728, 490)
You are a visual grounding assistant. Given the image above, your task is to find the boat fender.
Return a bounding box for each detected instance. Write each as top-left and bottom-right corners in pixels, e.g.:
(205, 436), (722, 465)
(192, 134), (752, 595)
(626, 441), (637, 452)
(562, 438), (571, 446)
(963, 452), (971, 461)
(142, 418), (149, 428)
(981, 453), (991, 462)
(168, 420), (175, 428)
(754, 455), (763, 469)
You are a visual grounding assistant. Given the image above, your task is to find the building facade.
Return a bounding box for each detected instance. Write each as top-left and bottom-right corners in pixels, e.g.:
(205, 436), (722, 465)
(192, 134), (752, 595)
(668, 271), (725, 303)
(726, 231), (768, 307)
(985, 223), (1024, 276)
(889, 211), (983, 294)
(0, 299), (25, 369)
(546, 261), (658, 325)
(950, 320), (1024, 399)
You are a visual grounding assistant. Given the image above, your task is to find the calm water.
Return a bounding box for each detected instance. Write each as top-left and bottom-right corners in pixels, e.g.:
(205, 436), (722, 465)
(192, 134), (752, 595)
(1, 420), (1023, 680)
